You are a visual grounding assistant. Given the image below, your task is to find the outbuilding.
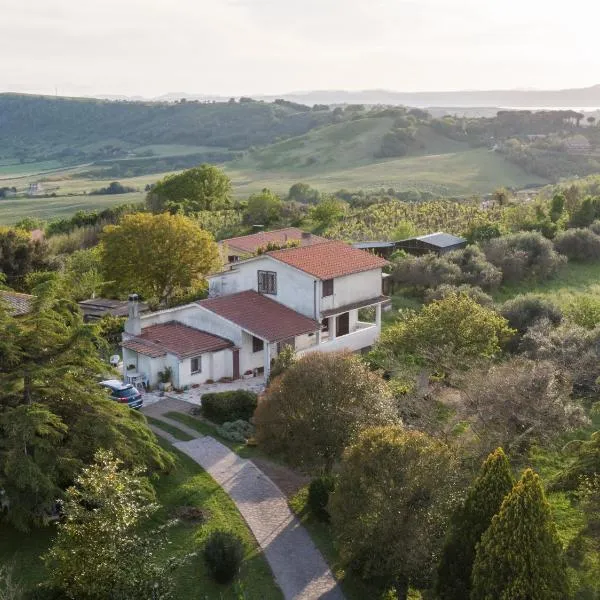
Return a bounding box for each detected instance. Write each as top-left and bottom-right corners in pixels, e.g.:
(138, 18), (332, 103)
(395, 232), (467, 256)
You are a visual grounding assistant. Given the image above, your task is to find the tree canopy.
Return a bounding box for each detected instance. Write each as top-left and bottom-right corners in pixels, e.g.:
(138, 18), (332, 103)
(471, 469), (570, 600)
(437, 448), (514, 600)
(147, 164), (232, 214)
(376, 293), (515, 372)
(243, 188), (283, 225)
(254, 351), (396, 471)
(0, 286), (171, 529)
(101, 212), (219, 306)
(45, 450), (177, 599)
(330, 426), (459, 600)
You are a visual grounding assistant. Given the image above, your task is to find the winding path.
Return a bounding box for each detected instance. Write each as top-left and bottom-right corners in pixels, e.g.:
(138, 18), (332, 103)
(146, 401), (344, 600)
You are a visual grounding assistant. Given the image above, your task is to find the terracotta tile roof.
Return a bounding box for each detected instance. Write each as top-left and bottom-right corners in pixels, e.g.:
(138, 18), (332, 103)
(199, 290), (320, 342)
(122, 322), (233, 358)
(221, 228), (326, 255)
(268, 240), (389, 280)
(0, 290), (34, 316)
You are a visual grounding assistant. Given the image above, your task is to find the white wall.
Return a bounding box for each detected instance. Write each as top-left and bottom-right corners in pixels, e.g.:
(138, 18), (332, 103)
(208, 256), (319, 319)
(299, 323), (380, 355)
(177, 349), (234, 387)
(319, 269), (383, 314)
(239, 330), (266, 375)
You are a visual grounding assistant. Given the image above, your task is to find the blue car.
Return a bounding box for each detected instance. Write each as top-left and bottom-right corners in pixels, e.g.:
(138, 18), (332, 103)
(99, 380), (143, 409)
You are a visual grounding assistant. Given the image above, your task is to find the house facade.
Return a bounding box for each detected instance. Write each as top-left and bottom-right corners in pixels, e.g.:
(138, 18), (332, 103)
(122, 239), (388, 388)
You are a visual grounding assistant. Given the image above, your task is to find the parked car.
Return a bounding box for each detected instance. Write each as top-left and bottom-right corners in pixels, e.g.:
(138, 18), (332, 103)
(99, 379), (143, 409)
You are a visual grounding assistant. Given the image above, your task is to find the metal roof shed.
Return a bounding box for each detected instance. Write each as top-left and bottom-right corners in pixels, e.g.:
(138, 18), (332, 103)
(395, 232), (467, 256)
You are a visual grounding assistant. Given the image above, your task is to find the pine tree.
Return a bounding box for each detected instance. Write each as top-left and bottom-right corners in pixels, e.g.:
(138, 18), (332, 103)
(0, 285), (171, 529)
(471, 469), (571, 600)
(436, 447), (514, 600)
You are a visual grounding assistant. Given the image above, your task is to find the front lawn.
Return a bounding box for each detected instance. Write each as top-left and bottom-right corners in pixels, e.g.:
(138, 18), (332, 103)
(0, 442), (281, 599)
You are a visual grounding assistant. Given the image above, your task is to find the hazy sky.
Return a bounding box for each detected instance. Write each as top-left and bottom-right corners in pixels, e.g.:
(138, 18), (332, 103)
(1, 0), (599, 97)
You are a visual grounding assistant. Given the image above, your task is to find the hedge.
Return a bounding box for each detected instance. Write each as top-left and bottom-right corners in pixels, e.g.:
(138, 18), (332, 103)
(201, 390), (258, 424)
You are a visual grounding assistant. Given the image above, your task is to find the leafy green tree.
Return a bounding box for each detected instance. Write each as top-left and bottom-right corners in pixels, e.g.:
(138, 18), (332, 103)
(101, 212), (219, 306)
(330, 426), (459, 600)
(45, 450), (178, 599)
(287, 182), (320, 204)
(471, 469), (570, 600)
(0, 286), (171, 529)
(254, 352), (396, 471)
(147, 164), (232, 214)
(436, 448), (514, 600)
(310, 196), (347, 227)
(0, 226), (52, 289)
(377, 293), (514, 371)
(243, 188), (283, 225)
(63, 246), (104, 301)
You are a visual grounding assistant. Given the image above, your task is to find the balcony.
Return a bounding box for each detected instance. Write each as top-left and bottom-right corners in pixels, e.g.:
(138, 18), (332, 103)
(299, 321), (379, 356)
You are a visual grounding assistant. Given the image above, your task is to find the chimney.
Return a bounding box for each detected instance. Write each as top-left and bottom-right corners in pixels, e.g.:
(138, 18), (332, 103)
(124, 293), (141, 336)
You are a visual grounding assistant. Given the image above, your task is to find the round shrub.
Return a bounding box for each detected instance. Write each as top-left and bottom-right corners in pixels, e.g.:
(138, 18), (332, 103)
(216, 420), (255, 443)
(203, 531), (244, 584)
(308, 475), (335, 522)
(553, 228), (600, 262)
(484, 231), (566, 283)
(424, 283), (493, 307)
(500, 295), (562, 351)
(201, 390), (257, 424)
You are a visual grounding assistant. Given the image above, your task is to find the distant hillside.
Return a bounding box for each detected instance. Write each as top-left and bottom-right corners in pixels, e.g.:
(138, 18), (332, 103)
(0, 94), (333, 165)
(152, 84), (600, 109)
(259, 85), (600, 108)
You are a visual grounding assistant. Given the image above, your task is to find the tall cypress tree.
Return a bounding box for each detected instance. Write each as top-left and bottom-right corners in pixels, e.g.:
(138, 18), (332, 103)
(436, 447), (514, 600)
(471, 469), (571, 600)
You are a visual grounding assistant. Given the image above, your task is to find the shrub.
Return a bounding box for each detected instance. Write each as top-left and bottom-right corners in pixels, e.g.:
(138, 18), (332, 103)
(589, 220), (600, 236)
(553, 227), (600, 261)
(500, 294), (562, 350)
(447, 245), (502, 291)
(269, 345), (296, 382)
(307, 475), (335, 522)
(216, 420), (255, 443)
(201, 390), (258, 424)
(484, 231), (566, 283)
(391, 253), (461, 292)
(564, 294), (600, 329)
(424, 284), (493, 307)
(203, 531), (244, 584)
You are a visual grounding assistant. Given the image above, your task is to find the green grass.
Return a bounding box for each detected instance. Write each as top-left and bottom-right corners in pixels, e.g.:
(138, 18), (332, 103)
(0, 160), (63, 177)
(0, 523), (54, 590)
(163, 411), (262, 460)
(227, 148), (548, 198)
(0, 191), (146, 224)
(153, 442), (282, 599)
(493, 261), (600, 305)
(146, 416), (195, 441)
(0, 442), (282, 599)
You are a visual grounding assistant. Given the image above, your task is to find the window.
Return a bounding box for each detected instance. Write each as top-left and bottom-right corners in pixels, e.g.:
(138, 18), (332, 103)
(228, 255), (240, 263)
(322, 279), (334, 297)
(252, 336), (264, 353)
(191, 356), (202, 374)
(257, 270), (277, 295)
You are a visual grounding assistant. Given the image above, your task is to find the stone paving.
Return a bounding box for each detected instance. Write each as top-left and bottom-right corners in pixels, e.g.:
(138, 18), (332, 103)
(164, 376), (266, 406)
(174, 436), (345, 600)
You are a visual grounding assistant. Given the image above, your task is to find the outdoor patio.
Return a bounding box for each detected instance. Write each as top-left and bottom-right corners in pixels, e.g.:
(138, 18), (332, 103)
(141, 375), (266, 408)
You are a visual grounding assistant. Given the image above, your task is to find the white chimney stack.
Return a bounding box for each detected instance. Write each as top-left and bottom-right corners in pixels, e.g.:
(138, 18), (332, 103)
(124, 293), (141, 336)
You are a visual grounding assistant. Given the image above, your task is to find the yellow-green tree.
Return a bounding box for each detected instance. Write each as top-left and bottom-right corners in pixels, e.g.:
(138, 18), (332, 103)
(376, 292), (514, 372)
(471, 469), (570, 600)
(101, 213), (219, 306)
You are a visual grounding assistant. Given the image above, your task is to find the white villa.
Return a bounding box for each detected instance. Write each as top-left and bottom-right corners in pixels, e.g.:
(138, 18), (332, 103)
(121, 237), (388, 388)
